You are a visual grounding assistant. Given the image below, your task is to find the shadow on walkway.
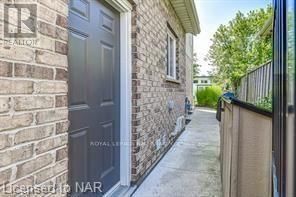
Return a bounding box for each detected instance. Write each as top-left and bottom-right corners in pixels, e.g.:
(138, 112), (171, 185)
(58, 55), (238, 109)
(132, 108), (222, 197)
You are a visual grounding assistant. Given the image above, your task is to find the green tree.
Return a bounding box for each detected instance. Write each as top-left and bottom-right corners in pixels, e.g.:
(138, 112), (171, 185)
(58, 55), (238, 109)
(192, 53), (201, 78)
(208, 6), (272, 90)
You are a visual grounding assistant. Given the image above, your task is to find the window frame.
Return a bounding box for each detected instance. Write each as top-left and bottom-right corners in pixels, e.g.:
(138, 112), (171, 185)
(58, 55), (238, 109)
(167, 29), (177, 79)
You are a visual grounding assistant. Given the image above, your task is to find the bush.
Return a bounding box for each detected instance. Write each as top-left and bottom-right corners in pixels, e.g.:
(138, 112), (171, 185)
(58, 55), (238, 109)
(255, 96), (272, 112)
(196, 86), (223, 108)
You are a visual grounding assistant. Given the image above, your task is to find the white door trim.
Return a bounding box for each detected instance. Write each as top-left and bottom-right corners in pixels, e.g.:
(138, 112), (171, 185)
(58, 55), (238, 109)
(119, 10), (132, 187)
(105, 0), (132, 12)
(105, 0), (132, 189)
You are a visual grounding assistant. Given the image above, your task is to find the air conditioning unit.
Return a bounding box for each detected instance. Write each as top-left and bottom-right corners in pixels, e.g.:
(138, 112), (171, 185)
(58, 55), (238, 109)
(171, 116), (185, 136)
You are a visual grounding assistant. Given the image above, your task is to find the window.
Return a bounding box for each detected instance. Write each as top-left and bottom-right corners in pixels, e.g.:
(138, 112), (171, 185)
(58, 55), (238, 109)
(200, 80), (208, 84)
(167, 29), (176, 79)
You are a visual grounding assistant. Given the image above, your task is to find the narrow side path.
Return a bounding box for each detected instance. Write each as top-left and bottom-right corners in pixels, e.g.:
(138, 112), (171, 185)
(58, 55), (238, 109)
(132, 108), (222, 197)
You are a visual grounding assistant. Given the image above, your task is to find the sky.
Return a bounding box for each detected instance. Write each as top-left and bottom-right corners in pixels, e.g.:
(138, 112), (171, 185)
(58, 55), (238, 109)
(194, 0), (271, 75)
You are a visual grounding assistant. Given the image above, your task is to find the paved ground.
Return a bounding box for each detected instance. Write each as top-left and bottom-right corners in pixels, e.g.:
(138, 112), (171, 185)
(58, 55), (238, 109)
(132, 108), (222, 197)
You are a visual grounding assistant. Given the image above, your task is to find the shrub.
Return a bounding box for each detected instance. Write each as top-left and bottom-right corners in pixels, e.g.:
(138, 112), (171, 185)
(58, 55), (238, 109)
(255, 96), (272, 112)
(196, 86), (223, 108)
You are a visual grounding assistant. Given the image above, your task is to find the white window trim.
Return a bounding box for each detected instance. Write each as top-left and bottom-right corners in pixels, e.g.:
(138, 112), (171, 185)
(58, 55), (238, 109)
(167, 29), (177, 79)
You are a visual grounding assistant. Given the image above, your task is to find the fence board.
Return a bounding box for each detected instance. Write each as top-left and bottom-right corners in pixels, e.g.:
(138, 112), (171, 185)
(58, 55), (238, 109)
(238, 61), (272, 104)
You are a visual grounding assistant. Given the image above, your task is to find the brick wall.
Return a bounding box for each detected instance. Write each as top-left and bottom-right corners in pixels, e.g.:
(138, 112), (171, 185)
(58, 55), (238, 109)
(0, 0), (191, 192)
(0, 0), (69, 195)
(131, 0), (187, 182)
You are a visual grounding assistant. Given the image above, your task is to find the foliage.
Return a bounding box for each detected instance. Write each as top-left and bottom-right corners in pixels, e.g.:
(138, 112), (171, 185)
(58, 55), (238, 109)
(255, 95), (272, 112)
(208, 6), (272, 90)
(196, 86), (223, 108)
(193, 63), (202, 78)
(192, 53), (201, 77)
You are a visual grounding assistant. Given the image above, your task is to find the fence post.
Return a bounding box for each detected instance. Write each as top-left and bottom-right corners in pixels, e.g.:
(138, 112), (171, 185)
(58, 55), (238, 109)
(246, 75), (249, 102)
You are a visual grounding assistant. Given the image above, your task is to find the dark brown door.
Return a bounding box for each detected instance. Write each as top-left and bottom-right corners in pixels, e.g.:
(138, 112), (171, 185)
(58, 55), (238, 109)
(68, 0), (120, 195)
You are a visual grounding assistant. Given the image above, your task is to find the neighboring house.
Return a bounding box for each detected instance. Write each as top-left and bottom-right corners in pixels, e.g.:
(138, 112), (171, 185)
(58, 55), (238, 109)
(193, 75), (213, 93)
(0, 0), (200, 196)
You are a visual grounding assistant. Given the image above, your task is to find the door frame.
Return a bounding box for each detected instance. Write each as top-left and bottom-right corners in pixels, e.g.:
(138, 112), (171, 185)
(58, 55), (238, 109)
(67, 0), (132, 195)
(104, 0), (133, 189)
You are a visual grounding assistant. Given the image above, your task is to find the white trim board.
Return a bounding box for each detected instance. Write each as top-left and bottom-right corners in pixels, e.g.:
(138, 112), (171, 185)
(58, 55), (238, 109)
(119, 10), (132, 187)
(105, 0), (132, 12)
(103, 0), (132, 196)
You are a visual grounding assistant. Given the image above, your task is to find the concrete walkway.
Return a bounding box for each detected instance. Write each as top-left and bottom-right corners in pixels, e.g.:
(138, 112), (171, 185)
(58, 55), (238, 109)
(132, 108), (222, 197)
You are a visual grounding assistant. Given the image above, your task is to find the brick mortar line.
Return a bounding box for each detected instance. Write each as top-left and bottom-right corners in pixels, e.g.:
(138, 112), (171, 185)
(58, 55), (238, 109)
(0, 144), (68, 174)
(0, 76), (68, 82)
(0, 94), (67, 98)
(0, 32), (68, 52)
(38, 20), (68, 34)
(0, 43), (68, 60)
(13, 101), (59, 113)
(34, 48), (67, 56)
(0, 104), (65, 116)
(0, 106), (67, 115)
(0, 57), (68, 69)
(0, 59), (68, 71)
(0, 159), (68, 191)
(54, 38), (67, 44)
(35, 168), (68, 187)
(2, 95), (56, 98)
(0, 1), (66, 18)
(0, 117), (68, 133)
(0, 121), (58, 135)
(0, 150), (59, 174)
(4, 107), (66, 116)
(37, 18), (58, 29)
(0, 133), (68, 154)
(37, 1), (68, 18)
(1, 39), (45, 52)
(37, 4), (58, 26)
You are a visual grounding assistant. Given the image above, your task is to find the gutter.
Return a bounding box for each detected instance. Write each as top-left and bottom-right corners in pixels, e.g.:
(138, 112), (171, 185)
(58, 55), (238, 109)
(185, 0), (201, 34)
(170, 0), (201, 35)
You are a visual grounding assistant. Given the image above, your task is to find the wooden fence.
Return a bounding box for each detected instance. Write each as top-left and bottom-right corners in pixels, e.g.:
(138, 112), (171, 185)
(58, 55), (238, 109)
(237, 61), (272, 103)
(220, 99), (272, 197)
